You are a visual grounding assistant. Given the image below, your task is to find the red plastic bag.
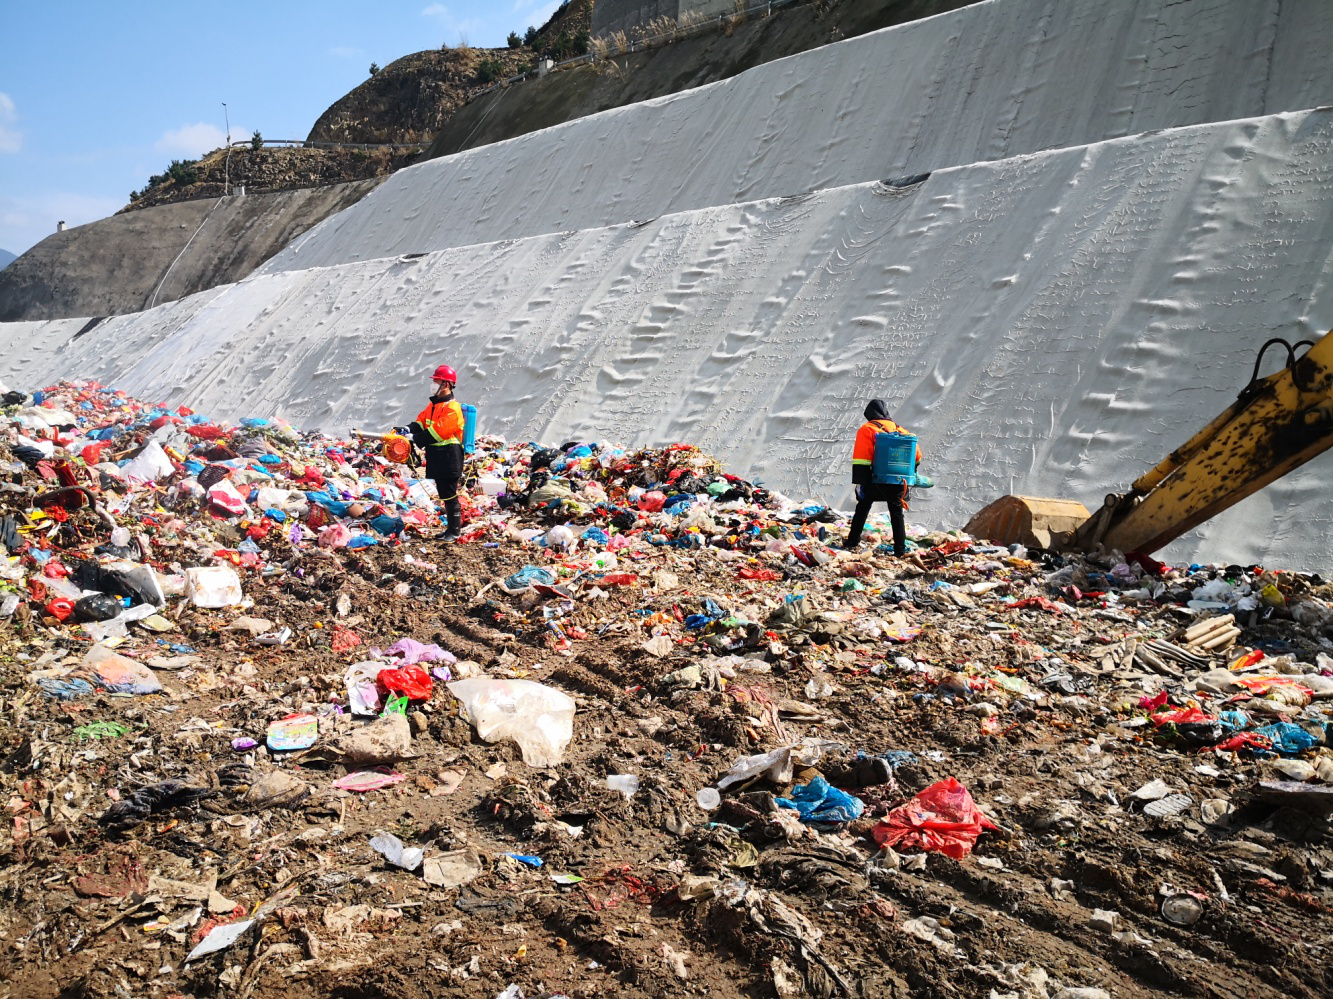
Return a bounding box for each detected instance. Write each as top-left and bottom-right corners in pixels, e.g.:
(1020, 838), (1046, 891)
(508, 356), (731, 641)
(45, 597), (75, 622)
(331, 627), (361, 653)
(1213, 732), (1273, 754)
(871, 778), (997, 859)
(1006, 596), (1068, 614)
(737, 566), (782, 581)
(598, 573), (640, 587)
(1152, 707), (1214, 727)
(378, 664), (432, 701)
(638, 490), (666, 512)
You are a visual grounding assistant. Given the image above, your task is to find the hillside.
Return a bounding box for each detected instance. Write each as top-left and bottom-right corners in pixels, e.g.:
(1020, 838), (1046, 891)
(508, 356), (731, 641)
(0, 0), (883, 321)
(0, 180), (380, 322)
(427, 0), (981, 159)
(120, 145), (416, 212)
(309, 0), (593, 144)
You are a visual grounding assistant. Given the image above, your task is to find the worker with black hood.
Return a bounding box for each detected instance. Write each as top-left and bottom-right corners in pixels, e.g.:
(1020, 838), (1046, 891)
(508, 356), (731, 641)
(845, 399), (920, 554)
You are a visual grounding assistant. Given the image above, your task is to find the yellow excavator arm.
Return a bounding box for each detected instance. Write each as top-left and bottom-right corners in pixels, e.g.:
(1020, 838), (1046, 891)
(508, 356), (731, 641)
(966, 329), (1333, 555)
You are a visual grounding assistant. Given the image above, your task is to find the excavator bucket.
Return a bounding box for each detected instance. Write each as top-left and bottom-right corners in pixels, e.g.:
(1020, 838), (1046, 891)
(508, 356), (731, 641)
(964, 495), (1091, 550)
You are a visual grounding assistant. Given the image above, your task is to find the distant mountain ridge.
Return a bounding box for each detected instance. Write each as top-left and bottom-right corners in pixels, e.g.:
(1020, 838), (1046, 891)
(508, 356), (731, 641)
(0, 250), (16, 271)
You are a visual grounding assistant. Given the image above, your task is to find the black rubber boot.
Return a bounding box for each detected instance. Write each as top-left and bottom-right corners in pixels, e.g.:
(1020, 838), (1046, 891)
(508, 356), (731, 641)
(441, 498), (462, 542)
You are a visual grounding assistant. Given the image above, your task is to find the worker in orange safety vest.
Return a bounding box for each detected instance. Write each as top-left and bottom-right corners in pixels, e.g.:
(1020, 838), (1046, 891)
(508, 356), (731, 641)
(844, 399), (921, 555)
(409, 364), (466, 542)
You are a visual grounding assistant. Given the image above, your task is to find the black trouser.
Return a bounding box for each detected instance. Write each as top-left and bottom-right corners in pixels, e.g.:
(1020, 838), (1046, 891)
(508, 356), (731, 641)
(426, 442), (464, 531)
(847, 483), (906, 554)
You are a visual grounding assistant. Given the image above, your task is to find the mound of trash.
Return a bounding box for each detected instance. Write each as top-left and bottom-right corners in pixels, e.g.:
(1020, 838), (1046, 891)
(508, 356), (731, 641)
(0, 381), (1330, 999)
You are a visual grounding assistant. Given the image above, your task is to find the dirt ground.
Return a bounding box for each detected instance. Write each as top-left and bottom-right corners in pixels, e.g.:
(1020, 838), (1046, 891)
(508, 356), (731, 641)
(1, 520), (1330, 999)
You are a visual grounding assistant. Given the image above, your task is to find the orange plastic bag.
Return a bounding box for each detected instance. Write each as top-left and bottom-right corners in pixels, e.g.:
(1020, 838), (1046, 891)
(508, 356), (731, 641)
(871, 777), (997, 859)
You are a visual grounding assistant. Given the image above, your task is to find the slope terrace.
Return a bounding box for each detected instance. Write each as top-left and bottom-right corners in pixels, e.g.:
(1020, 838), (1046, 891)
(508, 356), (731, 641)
(262, 0), (1333, 272)
(3, 108), (1332, 567)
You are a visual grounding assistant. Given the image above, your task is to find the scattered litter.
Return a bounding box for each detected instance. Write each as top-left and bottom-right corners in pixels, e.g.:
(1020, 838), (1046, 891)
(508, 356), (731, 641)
(333, 768), (406, 793)
(448, 678), (576, 767)
(266, 713), (319, 751)
(370, 831), (424, 871)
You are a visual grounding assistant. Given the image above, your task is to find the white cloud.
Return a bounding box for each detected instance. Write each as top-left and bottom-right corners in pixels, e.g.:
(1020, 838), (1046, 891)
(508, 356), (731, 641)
(421, 3), (482, 43)
(0, 92), (22, 155)
(513, 1), (561, 28)
(0, 190), (124, 256)
(154, 122), (231, 158)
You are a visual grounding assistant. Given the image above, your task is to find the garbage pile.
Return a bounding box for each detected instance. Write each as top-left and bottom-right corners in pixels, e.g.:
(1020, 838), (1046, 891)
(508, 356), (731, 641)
(0, 380), (1331, 999)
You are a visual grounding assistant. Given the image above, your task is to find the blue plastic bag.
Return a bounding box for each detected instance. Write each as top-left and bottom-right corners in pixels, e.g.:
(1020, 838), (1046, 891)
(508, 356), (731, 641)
(305, 490), (353, 517)
(1253, 722), (1319, 756)
(777, 776), (864, 824)
(369, 514), (405, 536)
(505, 566), (556, 590)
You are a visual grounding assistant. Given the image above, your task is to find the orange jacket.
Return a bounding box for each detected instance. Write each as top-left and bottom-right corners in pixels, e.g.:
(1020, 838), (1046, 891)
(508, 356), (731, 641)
(852, 418), (920, 463)
(852, 418), (921, 486)
(414, 398), (464, 446)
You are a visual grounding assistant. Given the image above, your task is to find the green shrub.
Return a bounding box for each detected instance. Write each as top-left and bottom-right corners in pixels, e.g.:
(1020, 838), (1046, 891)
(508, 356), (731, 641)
(250, 129), (263, 151)
(507, 31), (522, 48)
(165, 159), (199, 185)
(476, 58), (505, 83)
(369, 62), (379, 75)
(523, 26), (539, 46)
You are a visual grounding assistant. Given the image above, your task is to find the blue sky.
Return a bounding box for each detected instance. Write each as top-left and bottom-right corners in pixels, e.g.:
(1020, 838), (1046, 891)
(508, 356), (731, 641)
(0, 0), (561, 258)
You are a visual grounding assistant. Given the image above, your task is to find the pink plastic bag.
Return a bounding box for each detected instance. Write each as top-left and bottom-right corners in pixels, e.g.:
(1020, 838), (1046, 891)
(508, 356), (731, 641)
(333, 768), (405, 792)
(638, 490), (666, 512)
(872, 777), (997, 859)
(318, 524), (352, 549)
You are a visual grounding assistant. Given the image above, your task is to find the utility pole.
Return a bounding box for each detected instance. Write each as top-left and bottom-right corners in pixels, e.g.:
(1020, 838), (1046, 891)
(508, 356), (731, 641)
(222, 102), (231, 196)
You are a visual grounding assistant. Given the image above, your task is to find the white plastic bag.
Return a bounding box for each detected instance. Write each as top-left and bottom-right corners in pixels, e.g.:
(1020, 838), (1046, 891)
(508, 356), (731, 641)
(345, 660), (385, 716)
(447, 678), (576, 768)
(82, 602), (158, 642)
(716, 738), (831, 790)
(185, 565), (243, 608)
(121, 440), (175, 483)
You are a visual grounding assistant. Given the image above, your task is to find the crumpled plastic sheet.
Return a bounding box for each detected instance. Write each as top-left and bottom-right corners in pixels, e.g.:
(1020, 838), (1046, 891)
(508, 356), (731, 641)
(1251, 722), (1320, 756)
(38, 677), (94, 700)
(385, 637), (455, 664)
(716, 739), (831, 791)
(872, 777), (997, 859)
(776, 776), (865, 824)
(99, 780), (213, 832)
(501, 565), (556, 593)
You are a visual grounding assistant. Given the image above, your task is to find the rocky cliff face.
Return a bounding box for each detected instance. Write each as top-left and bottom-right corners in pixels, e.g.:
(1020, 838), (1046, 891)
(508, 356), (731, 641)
(0, 180), (380, 322)
(306, 47), (533, 146)
(122, 146), (415, 212)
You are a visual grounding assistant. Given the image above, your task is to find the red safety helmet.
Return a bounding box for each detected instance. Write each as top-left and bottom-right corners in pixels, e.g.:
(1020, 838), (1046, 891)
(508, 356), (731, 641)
(432, 364), (457, 385)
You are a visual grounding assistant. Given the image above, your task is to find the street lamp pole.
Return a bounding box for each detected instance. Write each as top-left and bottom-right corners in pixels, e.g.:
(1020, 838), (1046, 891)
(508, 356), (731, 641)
(222, 102), (231, 196)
